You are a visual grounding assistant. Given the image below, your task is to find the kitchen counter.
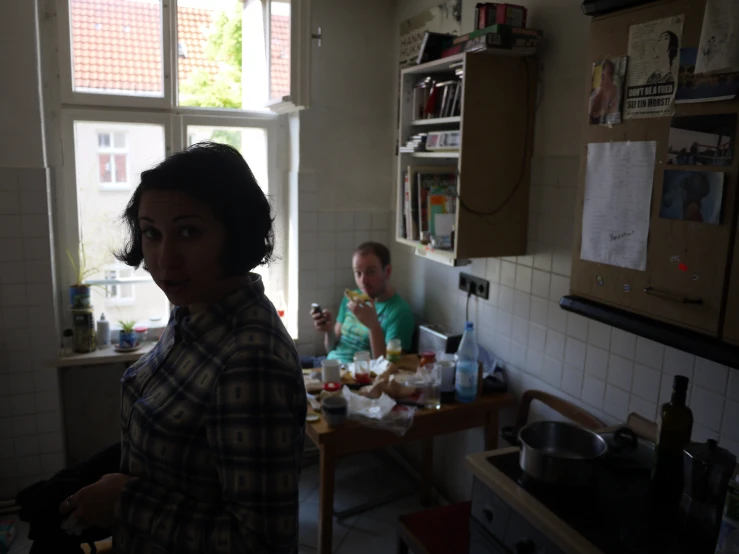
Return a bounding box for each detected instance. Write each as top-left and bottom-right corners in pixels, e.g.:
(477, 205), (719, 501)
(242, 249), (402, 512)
(467, 447), (603, 554)
(51, 342), (155, 367)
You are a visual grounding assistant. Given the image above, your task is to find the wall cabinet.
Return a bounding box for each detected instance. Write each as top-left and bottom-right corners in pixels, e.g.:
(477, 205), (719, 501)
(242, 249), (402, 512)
(569, 0), (739, 340)
(395, 51), (537, 266)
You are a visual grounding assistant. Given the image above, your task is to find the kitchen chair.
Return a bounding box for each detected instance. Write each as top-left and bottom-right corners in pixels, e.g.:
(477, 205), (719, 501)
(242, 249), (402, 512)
(500, 389), (605, 446)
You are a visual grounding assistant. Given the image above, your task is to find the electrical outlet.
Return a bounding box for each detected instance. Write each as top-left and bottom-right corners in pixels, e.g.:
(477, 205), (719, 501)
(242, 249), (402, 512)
(458, 273), (490, 300)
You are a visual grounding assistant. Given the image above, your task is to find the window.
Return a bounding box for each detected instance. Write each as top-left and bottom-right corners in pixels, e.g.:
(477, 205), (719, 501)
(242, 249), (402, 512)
(97, 131), (129, 188)
(53, 0), (308, 336)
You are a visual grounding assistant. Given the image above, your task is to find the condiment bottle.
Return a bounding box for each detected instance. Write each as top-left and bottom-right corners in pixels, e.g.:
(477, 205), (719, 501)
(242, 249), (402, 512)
(386, 338), (402, 363)
(419, 351), (436, 368)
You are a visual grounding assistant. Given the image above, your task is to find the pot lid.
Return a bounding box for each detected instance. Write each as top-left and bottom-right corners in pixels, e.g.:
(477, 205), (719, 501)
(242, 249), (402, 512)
(684, 439), (736, 467)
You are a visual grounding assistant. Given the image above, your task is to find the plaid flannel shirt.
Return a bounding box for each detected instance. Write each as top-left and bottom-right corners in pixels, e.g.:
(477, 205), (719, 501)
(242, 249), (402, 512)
(114, 276), (306, 554)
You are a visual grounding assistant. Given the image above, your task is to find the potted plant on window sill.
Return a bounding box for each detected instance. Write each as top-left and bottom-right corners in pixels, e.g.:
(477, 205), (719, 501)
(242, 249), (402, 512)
(66, 245), (96, 310)
(118, 320), (137, 349)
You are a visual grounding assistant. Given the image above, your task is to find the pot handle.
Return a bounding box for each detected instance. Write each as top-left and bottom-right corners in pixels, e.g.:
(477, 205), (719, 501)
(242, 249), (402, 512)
(614, 426), (638, 450)
(500, 425), (520, 447)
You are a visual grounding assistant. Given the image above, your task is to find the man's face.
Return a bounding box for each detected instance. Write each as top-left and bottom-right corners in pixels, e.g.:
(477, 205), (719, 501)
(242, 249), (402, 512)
(352, 253), (390, 299)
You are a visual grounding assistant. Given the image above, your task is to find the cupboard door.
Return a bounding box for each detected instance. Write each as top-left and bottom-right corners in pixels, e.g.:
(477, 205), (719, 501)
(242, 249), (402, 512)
(724, 224), (739, 345)
(570, 0), (739, 336)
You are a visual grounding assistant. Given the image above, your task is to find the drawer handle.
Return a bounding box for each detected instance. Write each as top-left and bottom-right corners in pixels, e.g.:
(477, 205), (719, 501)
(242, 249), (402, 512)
(644, 287), (702, 305)
(481, 507), (494, 523)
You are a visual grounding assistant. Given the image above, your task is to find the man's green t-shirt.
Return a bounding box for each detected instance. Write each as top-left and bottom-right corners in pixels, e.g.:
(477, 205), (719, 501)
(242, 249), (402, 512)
(326, 292), (414, 364)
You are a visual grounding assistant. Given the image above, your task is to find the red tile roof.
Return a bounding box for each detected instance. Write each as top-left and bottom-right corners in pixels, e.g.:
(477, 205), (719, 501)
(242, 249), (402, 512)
(71, 0), (290, 102)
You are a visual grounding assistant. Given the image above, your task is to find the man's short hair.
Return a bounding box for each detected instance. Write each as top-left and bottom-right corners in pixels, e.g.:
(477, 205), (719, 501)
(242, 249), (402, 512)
(354, 242), (391, 268)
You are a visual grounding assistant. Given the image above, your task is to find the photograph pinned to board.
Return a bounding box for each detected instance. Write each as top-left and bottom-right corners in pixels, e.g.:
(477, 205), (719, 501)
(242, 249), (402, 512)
(695, 0), (739, 75)
(659, 170), (724, 225)
(624, 15), (683, 119)
(580, 141), (657, 271)
(667, 114), (736, 167)
(676, 47), (739, 104)
(588, 57), (628, 125)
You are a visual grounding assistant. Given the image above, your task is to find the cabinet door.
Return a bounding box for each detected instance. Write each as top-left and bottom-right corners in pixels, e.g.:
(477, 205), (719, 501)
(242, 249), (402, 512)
(723, 223), (739, 345)
(569, 0), (739, 336)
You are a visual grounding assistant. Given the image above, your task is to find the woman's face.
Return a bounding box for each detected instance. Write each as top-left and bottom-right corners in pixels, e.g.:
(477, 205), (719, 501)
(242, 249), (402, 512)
(138, 189), (228, 307)
(654, 32), (671, 61)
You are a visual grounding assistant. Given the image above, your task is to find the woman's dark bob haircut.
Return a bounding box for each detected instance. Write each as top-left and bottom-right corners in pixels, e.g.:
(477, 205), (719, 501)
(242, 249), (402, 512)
(116, 141), (274, 275)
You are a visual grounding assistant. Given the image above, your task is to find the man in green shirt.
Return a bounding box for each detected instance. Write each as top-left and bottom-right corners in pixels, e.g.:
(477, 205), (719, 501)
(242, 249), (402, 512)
(312, 242), (415, 363)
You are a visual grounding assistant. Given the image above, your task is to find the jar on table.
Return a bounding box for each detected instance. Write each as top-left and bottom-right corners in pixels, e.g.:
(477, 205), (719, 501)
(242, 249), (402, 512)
(353, 351), (372, 385)
(386, 339), (402, 363)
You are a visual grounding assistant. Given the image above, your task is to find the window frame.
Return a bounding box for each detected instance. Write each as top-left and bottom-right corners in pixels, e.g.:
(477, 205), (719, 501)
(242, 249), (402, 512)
(96, 129), (130, 190)
(102, 264), (136, 306)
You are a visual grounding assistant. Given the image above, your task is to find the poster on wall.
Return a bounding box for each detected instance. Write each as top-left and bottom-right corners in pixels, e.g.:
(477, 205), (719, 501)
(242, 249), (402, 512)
(667, 114), (736, 167)
(675, 47), (739, 104)
(581, 141), (657, 271)
(624, 15), (684, 119)
(695, 0), (739, 75)
(659, 170), (725, 225)
(399, 0), (462, 68)
(588, 57), (628, 126)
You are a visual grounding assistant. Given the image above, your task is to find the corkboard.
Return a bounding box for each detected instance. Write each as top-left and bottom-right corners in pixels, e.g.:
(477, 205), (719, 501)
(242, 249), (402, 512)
(570, 0), (739, 336)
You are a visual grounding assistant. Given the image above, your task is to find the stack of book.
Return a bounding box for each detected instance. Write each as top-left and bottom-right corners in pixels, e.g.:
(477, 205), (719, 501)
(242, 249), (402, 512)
(399, 133), (428, 153)
(440, 24), (541, 58)
(402, 166), (458, 247)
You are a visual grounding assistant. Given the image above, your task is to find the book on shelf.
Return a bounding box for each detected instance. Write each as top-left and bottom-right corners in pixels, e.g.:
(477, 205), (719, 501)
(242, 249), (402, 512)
(474, 3), (528, 30)
(412, 77), (462, 120)
(406, 167), (457, 238)
(428, 178), (457, 237)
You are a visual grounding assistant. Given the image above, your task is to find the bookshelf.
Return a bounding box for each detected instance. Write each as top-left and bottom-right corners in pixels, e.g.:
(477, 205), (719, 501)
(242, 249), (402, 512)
(396, 51), (538, 265)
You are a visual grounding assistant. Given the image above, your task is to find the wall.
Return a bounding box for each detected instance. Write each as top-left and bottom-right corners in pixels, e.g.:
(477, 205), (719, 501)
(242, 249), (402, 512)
(294, 0), (397, 355)
(0, 1), (65, 499)
(391, 0), (739, 502)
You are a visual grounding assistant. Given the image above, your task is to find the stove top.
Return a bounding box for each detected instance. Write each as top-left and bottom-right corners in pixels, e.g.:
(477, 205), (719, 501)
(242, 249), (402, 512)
(486, 452), (693, 554)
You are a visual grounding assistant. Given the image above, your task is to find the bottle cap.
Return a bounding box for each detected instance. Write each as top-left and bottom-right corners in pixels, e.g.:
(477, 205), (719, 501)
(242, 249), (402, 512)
(465, 321), (474, 331)
(100, 313), (106, 321)
(673, 375), (689, 391)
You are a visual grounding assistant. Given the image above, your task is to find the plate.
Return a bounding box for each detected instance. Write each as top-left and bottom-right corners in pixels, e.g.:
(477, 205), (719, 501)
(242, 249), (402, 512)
(306, 413), (320, 422)
(114, 343), (141, 353)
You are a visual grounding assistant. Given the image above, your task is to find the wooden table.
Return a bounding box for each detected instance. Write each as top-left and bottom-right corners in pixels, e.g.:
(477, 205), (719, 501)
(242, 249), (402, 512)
(304, 392), (515, 554)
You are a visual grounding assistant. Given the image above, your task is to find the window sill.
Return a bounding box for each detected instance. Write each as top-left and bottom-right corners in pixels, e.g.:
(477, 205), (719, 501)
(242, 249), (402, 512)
(51, 342), (156, 368)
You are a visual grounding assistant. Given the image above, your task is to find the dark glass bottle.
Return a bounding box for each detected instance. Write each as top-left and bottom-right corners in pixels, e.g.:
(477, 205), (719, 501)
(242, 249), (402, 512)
(652, 375), (693, 505)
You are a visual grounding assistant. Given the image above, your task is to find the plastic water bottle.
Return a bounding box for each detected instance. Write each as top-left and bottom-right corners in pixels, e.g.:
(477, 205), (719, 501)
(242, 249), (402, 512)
(455, 322), (478, 403)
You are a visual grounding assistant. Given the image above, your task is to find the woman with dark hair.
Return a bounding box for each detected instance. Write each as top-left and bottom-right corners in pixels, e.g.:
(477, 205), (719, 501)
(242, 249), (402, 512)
(56, 142), (306, 553)
(647, 30), (679, 85)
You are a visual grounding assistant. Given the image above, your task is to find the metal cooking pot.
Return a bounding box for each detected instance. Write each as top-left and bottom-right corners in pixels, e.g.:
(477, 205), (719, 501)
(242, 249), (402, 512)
(518, 421), (608, 486)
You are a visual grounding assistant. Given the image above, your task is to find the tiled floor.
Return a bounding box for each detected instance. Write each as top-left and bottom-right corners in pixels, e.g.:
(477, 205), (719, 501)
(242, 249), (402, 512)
(7, 451), (431, 554)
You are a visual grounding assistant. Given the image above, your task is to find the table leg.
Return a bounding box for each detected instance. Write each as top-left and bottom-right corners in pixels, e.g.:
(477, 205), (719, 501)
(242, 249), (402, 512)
(317, 445), (335, 554)
(420, 437), (433, 506)
(485, 409), (499, 450)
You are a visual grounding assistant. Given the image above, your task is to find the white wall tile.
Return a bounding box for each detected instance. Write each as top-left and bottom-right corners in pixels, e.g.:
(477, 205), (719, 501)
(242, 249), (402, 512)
(610, 329), (637, 360)
(20, 190), (47, 215)
(301, 211), (318, 232)
(317, 251), (334, 269)
(16, 454), (41, 477)
(299, 191), (317, 211)
(533, 251), (552, 272)
(38, 431), (63, 454)
(525, 348), (544, 377)
(21, 214), (49, 238)
(728, 371), (739, 402)
(371, 212), (389, 230)
(587, 320), (611, 350)
(8, 373), (34, 395)
(690, 387), (725, 431)
(634, 338), (664, 370)
(546, 301), (567, 333)
(14, 435), (39, 457)
(10, 393), (35, 415)
(693, 358), (729, 394)
(514, 265), (532, 293)
(335, 212), (354, 231)
(663, 347), (695, 378)
(486, 258), (501, 283)
(585, 345), (609, 380)
(500, 261), (516, 288)
(0, 239), (23, 262)
(354, 212), (372, 230)
(632, 364), (660, 403)
(564, 337), (586, 371)
(36, 412), (61, 433)
(530, 297), (548, 327)
(581, 375), (606, 410)
(0, 192), (21, 214)
(721, 399), (739, 440)
(692, 424), (720, 443)
(511, 316), (529, 346)
(23, 260), (51, 284)
(566, 313), (589, 342)
(35, 390), (60, 413)
(604, 385), (630, 421)
(317, 212), (337, 231)
(513, 290), (530, 319)
(545, 330), (565, 361)
(607, 354), (634, 391)
(22, 237), (50, 261)
(551, 249), (572, 277)
(629, 395), (656, 421)
(561, 366), (583, 399)
(721, 437), (739, 458)
(40, 451), (65, 474)
(528, 323), (546, 352)
(12, 415), (36, 437)
(1, 284), (27, 306)
(531, 269), (550, 299)
(498, 286), (514, 314)
(317, 231), (337, 251)
(336, 232), (354, 250)
(3, 306), (28, 327)
(549, 274), (570, 302)
(509, 341), (527, 369)
(0, 215), (22, 238)
(542, 356), (563, 387)
(496, 311), (512, 338)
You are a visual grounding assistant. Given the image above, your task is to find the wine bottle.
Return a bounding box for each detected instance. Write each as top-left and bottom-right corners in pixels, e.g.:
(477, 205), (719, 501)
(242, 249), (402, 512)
(652, 375), (693, 505)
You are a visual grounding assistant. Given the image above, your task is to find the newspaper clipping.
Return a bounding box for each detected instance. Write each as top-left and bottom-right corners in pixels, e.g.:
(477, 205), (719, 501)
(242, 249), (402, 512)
(624, 16), (684, 119)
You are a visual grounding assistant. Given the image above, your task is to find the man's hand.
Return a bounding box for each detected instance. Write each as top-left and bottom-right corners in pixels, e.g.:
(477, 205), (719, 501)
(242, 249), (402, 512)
(312, 309), (334, 333)
(348, 299), (380, 331)
(59, 473), (132, 530)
